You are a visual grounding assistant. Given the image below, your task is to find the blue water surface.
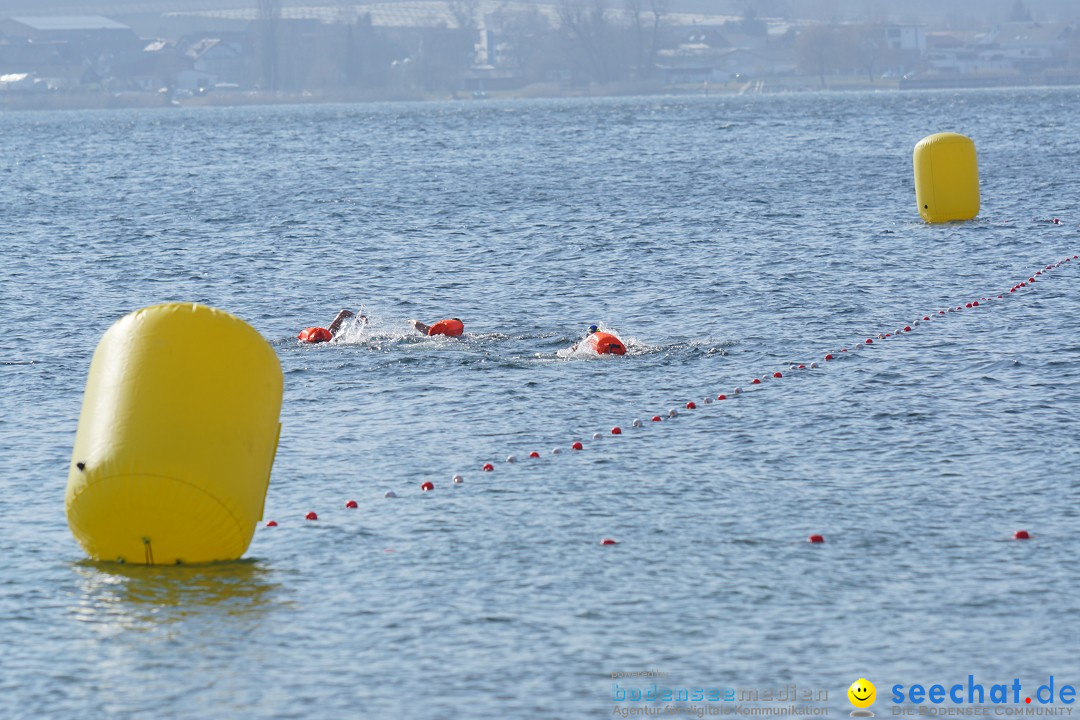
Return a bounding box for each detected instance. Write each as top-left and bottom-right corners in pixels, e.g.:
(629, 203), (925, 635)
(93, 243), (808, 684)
(1, 88), (1079, 719)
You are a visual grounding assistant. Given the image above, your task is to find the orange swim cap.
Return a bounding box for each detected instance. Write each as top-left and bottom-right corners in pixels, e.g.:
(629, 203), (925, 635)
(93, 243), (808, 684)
(588, 331), (626, 355)
(427, 318), (464, 337)
(298, 327), (333, 343)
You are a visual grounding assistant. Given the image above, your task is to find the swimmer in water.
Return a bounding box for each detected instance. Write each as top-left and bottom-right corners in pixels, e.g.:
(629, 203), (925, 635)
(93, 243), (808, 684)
(298, 309), (367, 343)
(409, 317), (464, 337)
(571, 324), (627, 355)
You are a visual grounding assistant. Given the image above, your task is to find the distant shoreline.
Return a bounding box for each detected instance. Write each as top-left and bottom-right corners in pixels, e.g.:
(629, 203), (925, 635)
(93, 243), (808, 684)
(4, 76), (1079, 112)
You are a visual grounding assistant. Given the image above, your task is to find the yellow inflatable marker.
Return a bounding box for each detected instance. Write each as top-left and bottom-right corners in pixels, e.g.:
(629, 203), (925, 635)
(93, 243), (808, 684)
(913, 132), (980, 223)
(66, 303), (282, 565)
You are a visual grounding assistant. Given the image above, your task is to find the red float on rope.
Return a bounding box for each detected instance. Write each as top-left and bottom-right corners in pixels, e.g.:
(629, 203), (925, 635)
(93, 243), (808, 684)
(421, 481), (435, 492)
(482, 463), (494, 472)
(652, 415), (662, 422)
(824, 354), (834, 361)
(529, 451), (540, 458)
(774, 371), (783, 378)
(1014, 530), (1031, 540)
(600, 538), (618, 545)
(305, 511), (318, 521)
(751, 378), (761, 384)
(571, 441), (584, 450)
(686, 401), (697, 409)
(345, 500), (358, 509)
(807, 534), (825, 544)
(717, 394), (727, 400)
(265, 520), (278, 527)
(612, 427), (622, 435)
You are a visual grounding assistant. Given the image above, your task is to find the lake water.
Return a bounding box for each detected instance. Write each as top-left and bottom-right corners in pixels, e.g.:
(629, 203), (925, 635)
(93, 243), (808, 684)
(1, 88), (1079, 719)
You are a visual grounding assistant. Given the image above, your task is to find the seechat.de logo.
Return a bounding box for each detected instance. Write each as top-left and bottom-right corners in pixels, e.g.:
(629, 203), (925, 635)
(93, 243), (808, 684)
(849, 678), (877, 717)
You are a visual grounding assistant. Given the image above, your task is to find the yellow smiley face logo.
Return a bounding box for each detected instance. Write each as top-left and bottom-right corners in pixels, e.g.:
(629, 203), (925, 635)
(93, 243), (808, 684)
(848, 678), (876, 708)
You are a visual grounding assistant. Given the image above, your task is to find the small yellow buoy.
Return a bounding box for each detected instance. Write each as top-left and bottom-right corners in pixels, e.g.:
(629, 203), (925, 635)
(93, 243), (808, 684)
(913, 132), (980, 223)
(66, 303), (283, 564)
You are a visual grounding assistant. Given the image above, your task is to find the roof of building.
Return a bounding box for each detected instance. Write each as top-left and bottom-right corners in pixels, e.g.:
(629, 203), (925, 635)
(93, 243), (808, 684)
(185, 38), (239, 60)
(990, 21), (1071, 47)
(926, 33), (967, 48)
(142, 38), (175, 53)
(9, 16), (131, 32)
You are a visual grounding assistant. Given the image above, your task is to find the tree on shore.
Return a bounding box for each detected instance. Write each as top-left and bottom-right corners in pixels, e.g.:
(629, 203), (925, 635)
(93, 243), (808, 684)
(256, 0), (280, 90)
(732, 0), (791, 21)
(847, 24), (884, 82)
(559, 0), (619, 83)
(1008, 0), (1033, 22)
(449, 0), (480, 33)
(796, 24), (837, 86)
(625, 0), (669, 80)
(488, 5), (567, 84)
(417, 23), (476, 91)
(340, 13), (398, 89)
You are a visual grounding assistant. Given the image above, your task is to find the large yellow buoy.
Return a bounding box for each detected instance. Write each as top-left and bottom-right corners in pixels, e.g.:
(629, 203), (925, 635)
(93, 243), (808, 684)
(66, 303), (282, 565)
(913, 132), (980, 223)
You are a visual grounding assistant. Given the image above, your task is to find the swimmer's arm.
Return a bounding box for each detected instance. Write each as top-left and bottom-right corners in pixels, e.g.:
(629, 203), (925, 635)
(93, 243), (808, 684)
(328, 309), (354, 335)
(409, 319), (431, 335)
